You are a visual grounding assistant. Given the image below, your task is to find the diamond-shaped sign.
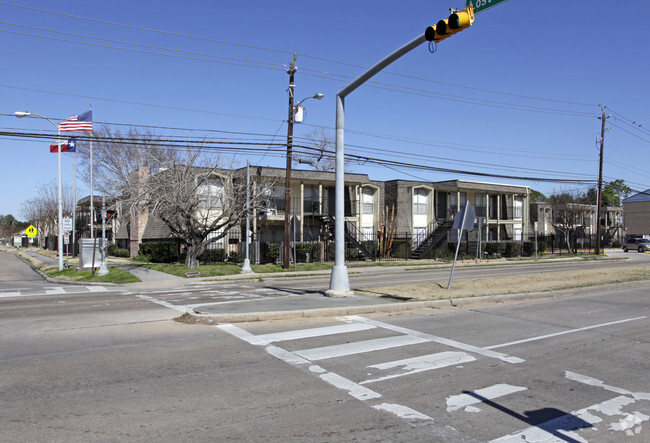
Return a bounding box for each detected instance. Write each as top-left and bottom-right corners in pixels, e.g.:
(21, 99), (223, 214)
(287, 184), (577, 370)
(26, 225), (37, 238)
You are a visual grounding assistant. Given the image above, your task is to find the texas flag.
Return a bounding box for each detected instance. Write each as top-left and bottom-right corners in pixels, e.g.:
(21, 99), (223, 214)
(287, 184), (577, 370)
(49, 138), (77, 153)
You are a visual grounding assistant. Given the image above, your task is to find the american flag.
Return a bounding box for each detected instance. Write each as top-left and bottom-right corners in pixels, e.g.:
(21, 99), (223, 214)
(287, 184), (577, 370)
(59, 110), (93, 132)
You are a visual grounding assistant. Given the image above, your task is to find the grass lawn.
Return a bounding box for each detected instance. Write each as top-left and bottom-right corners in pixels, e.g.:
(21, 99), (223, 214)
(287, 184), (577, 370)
(42, 266), (140, 283)
(144, 261), (333, 278)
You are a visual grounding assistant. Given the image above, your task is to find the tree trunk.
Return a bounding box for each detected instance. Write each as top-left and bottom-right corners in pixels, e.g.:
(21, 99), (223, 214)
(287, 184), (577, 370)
(185, 245), (201, 268)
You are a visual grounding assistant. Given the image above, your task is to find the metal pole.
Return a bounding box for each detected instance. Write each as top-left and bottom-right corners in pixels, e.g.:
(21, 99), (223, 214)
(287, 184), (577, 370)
(242, 160), (253, 273)
(595, 106), (607, 255)
(89, 102), (94, 242)
(284, 55), (296, 269)
(57, 124), (64, 271)
(327, 33), (427, 297)
(98, 196), (109, 275)
(448, 203), (469, 290)
(72, 148), (76, 258)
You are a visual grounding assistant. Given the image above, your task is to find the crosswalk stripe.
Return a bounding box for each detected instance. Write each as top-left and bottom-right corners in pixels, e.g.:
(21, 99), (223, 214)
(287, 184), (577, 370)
(361, 351), (476, 385)
(44, 287), (66, 295)
(86, 286), (109, 292)
(446, 384), (528, 412)
(294, 335), (429, 361)
(257, 323), (377, 343)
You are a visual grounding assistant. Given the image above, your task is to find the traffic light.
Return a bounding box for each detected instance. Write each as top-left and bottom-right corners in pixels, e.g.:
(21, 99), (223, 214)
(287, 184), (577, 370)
(425, 4), (475, 43)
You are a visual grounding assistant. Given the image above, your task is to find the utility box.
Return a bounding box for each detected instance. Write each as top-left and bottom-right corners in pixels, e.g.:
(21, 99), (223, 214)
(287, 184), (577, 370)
(79, 238), (105, 268)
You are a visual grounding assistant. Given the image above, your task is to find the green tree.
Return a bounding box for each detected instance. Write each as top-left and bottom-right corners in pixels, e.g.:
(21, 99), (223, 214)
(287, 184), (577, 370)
(529, 189), (547, 203)
(584, 179), (631, 207)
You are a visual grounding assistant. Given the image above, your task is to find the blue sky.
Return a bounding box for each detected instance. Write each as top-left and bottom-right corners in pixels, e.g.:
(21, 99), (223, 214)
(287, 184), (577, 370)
(1, 0), (649, 219)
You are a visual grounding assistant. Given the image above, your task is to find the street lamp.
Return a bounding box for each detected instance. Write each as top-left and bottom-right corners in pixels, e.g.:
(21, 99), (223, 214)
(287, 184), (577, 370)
(14, 111), (65, 272)
(283, 89), (324, 269)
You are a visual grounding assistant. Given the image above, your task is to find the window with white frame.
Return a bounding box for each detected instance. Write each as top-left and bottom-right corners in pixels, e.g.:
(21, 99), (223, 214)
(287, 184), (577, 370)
(197, 177), (223, 209)
(413, 188), (428, 215)
(362, 188), (374, 214)
(514, 196), (523, 218)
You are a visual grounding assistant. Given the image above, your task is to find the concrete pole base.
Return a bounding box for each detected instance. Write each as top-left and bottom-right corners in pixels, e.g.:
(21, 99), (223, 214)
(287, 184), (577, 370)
(241, 259), (253, 274)
(97, 261), (109, 276)
(326, 265), (353, 297)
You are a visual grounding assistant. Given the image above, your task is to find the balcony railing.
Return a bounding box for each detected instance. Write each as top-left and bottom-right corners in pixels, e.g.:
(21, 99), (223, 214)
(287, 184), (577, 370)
(262, 198), (358, 217)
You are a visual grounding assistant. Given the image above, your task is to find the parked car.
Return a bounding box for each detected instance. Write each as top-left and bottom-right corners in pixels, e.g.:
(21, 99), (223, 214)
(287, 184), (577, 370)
(622, 238), (650, 253)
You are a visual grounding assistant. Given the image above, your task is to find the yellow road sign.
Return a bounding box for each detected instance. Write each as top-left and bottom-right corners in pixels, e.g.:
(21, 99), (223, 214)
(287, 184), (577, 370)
(26, 225), (38, 238)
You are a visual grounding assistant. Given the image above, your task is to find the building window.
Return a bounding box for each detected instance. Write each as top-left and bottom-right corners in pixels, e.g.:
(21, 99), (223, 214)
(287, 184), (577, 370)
(413, 188), (428, 215)
(475, 194), (487, 217)
(197, 178), (223, 209)
(514, 196), (523, 219)
(362, 188), (374, 214)
(304, 185), (319, 214)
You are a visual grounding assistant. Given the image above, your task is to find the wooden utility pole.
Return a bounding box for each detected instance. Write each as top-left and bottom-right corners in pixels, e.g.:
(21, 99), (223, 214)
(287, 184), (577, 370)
(595, 106), (609, 255)
(283, 55), (297, 269)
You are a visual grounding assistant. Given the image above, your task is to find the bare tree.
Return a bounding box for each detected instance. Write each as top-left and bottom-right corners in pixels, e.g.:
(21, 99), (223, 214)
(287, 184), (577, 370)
(76, 126), (177, 199)
(21, 181), (75, 246)
(547, 190), (590, 252)
(142, 150), (268, 268)
(294, 128), (337, 171)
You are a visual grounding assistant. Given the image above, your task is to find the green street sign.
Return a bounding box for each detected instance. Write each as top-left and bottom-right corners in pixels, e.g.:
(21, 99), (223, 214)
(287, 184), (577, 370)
(467, 0), (509, 14)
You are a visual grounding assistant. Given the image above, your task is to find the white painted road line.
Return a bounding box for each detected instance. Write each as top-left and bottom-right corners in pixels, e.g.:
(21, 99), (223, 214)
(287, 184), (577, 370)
(373, 403), (433, 421)
(566, 371), (650, 401)
(86, 286), (109, 292)
(134, 294), (187, 312)
(361, 351), (476, 385)
(485, 316), (648, 350)
(294, 335), (430, 362)
(446, 384), (528, 412)
(491, 395), (648, 442)
(44, 287), (66, 295)
(257, 323), (377, 344)
(343, 315), (524, 364)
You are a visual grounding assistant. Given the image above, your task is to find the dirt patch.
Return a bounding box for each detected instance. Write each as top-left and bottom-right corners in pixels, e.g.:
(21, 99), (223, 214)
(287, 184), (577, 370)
(355, 265), (650, 301)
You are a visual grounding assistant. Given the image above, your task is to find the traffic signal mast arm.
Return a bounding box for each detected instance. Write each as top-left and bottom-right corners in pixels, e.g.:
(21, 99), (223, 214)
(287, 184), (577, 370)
(425, 4), (475, 43)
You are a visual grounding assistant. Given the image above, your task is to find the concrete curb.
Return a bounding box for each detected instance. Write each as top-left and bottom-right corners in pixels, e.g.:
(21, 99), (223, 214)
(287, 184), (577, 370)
(189, 280), (650, 324)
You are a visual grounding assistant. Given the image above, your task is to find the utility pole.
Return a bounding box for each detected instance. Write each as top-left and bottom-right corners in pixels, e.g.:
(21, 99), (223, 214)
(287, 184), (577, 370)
(595, 106), (609, 255)
(284, 54), (297, 269)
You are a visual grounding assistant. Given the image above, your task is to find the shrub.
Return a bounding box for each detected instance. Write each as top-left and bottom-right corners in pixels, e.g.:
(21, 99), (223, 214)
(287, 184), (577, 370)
(228, 251), (242, 264)
(264, 243), (281, 264)
(199, 249), (226, 263)
(138, 241), (180, 263)
(295, 243), (320, 262)
(108, 243), (129, 257)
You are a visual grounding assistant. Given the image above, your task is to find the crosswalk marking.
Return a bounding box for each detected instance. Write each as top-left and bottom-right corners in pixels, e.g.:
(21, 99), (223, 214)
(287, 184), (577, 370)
(343, 315), (525, 364)
(295, 335), (429, 361)
(257, 323), (376, 343)
(361, 351), (476, 385)
(45, 287), (66, 295)
(446, 384), (528, 412)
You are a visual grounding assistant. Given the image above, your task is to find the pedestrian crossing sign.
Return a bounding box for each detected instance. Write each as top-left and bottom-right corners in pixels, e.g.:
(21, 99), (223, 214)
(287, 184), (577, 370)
(26, 225), (37, 238)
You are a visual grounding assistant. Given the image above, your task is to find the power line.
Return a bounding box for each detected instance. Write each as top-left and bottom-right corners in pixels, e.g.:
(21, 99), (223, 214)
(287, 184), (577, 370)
(0, 129), (600, 185)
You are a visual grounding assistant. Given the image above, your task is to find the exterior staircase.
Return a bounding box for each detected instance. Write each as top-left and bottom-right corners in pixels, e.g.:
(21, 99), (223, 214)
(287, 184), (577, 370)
(410, 220), (453, 259)
(317, 215), (376, 261)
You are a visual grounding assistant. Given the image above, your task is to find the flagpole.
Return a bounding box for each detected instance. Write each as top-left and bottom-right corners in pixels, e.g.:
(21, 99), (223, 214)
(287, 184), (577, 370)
(72, 145), (77, 257)
(89, 102), (94, 243)
(57, 124), (64, 271)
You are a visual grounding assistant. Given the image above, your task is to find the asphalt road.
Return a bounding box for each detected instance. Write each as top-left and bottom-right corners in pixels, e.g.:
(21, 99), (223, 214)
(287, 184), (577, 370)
(1, 248), (648, 441)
